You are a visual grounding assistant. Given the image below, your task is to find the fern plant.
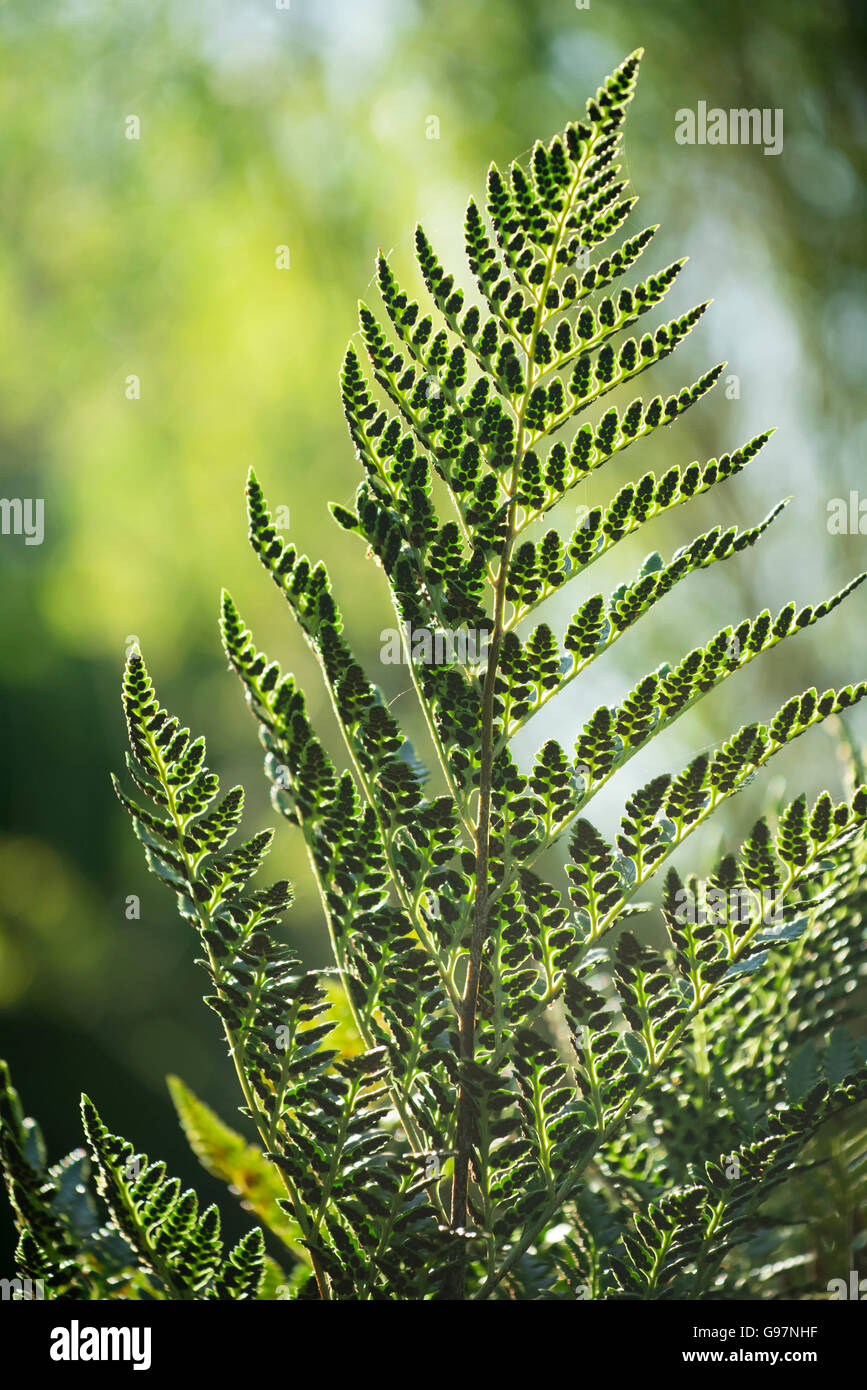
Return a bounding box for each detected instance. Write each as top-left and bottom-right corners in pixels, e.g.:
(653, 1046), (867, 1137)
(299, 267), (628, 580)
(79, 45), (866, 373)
(3, 49), (866, 1302)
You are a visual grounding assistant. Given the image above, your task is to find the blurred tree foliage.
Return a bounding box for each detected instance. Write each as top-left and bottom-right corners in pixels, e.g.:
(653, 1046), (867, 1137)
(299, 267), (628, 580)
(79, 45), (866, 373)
(1, 0), (865, 1265)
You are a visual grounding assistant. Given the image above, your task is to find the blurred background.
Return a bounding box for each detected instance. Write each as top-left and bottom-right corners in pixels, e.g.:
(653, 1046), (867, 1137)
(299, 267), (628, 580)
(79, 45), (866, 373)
(1, 0), (865, 1261)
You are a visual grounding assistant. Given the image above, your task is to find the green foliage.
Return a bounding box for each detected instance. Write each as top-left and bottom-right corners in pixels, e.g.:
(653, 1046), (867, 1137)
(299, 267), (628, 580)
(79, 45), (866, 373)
(81, 1095), (265, 1300)
(2, 49), (865, 1301)
(0, 1060), (266, 1301)
(166, 1075), (306, 1262)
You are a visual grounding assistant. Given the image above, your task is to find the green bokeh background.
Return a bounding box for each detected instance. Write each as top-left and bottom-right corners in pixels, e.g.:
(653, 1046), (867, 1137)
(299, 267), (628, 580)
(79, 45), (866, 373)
(1, 0), (865, 1262)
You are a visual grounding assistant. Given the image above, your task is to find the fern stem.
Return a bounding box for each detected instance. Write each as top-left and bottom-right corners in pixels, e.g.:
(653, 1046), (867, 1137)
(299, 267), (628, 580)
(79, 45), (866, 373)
(447, 140), (596, 1295)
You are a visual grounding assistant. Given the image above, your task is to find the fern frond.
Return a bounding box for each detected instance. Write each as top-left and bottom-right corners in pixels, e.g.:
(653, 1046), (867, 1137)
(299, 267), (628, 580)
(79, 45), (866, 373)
(66, 47), (867, 1302)
(81, 1095), (265, 1299)
(220, 47), (867, 1300)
